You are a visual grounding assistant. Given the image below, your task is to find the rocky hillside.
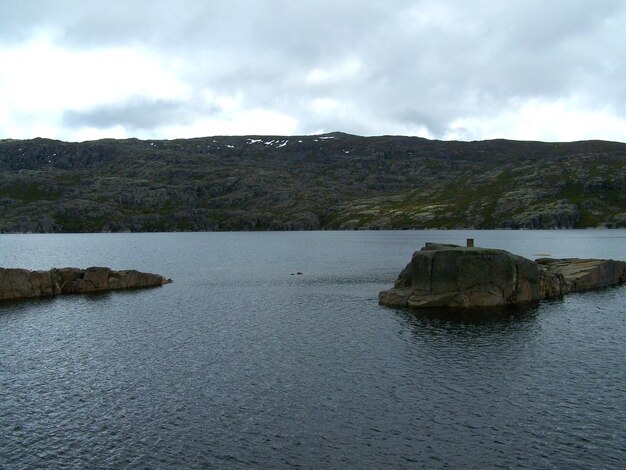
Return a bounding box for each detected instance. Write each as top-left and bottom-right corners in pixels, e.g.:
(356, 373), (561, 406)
(0, 133), (624, 232)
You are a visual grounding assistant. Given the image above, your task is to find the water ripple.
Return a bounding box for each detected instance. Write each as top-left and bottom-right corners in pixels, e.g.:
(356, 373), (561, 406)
(1, 231), (625, 468)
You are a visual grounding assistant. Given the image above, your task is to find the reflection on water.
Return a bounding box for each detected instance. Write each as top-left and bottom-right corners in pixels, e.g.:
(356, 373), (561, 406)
(390, 303), (544, 362)
(0, 295), (58, 313)
(389, 301), (542, 326)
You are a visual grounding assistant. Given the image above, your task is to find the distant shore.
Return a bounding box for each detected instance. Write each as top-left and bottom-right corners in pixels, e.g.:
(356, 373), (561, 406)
(1, 134), (624, 233)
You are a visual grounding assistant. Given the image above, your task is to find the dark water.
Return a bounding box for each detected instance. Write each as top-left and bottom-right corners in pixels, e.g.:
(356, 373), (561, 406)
(1, 230), (625, 469)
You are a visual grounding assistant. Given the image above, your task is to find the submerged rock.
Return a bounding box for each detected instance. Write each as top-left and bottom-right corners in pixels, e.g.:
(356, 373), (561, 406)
(379, 242), (625, 310)
(0, 267), (172, 302)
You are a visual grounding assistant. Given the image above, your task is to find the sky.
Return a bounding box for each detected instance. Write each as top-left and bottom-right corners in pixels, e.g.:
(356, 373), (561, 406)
(1, 0), (625, 143)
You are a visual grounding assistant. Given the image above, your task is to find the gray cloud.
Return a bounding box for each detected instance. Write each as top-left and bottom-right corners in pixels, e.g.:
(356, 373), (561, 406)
(2, 0), (625, 140)
(62, 98), (219, 131)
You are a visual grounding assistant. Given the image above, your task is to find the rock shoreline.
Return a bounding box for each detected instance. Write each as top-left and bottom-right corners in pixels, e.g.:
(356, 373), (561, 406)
(379, 242), (626, 310)
(0, 267), (172, 302)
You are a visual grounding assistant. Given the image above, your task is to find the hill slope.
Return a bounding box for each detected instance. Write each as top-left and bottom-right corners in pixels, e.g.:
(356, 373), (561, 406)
(1, 133), (625, 232)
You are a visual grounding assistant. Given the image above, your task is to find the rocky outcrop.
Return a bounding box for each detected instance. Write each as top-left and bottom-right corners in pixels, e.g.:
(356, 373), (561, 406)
(508, 200), (580, 229)
(537, 258), (626, 294)
(0, 268), (60, 300)
(379, 243), (561, 309)
(379, 242), (625, 310)
(0, 267), (172, 302)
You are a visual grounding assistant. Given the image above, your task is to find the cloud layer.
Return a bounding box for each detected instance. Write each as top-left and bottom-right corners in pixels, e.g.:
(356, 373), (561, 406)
(1, 0), (625, 142)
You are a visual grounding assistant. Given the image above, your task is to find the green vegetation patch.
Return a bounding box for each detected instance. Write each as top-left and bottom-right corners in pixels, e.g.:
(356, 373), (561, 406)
(0, 183), (61, 202)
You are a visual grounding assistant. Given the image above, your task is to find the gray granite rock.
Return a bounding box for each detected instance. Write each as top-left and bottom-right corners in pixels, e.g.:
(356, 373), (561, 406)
(380, 242), (624, 310)
(0, 267), (171, 301)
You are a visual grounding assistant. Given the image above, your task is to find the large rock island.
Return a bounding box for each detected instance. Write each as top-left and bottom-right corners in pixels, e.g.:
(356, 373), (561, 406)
(379, 242), (626, 310)
(0, 266), (172, 302)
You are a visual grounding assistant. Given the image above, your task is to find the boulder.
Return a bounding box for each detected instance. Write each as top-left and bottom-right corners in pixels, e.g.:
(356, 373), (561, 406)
(379, 243), (559, 309)
(380, 243), (625, 310)
(50, 268), (83, 292)
(83, 267), (112, 289)
(107, 270), (172, 290)
(0, 268), (57, 301)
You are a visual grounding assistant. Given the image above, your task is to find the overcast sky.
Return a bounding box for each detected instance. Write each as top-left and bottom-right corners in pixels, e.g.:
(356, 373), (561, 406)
(1, 0), (625, 142)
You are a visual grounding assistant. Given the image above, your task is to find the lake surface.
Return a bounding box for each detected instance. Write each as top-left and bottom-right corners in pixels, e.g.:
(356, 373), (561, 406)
(1, 230), (625, 469)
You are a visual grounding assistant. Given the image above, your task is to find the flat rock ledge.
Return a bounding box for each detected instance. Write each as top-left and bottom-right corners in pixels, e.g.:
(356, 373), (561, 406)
(0, 266), (172, 302)
(379, 242), (626, 310)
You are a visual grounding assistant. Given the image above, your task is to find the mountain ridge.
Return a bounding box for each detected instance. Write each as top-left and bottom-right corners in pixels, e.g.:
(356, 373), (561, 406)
(1, 133), (624, 232)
